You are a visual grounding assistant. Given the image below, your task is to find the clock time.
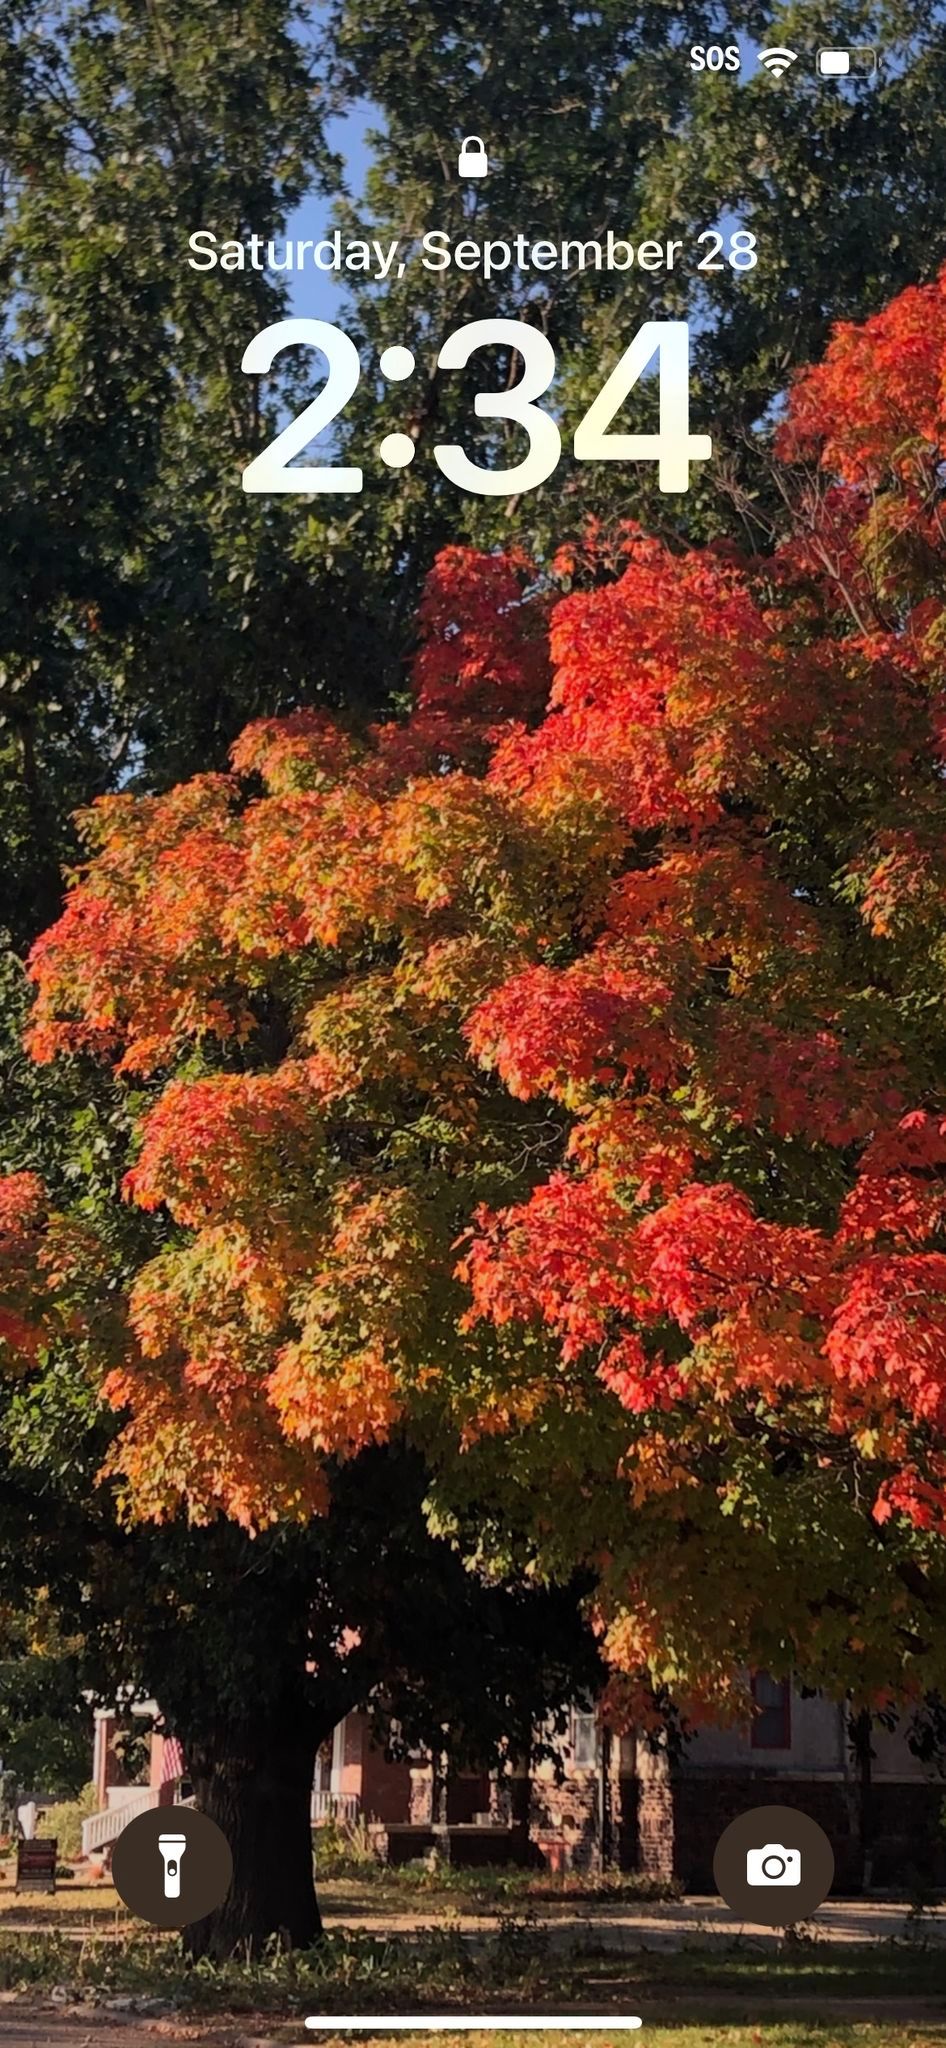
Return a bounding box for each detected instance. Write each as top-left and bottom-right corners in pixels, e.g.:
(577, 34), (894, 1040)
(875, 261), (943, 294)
(240, 316), (711, 497)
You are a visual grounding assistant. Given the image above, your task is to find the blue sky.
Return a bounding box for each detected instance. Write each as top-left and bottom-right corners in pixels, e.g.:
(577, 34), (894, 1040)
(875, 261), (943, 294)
(283, 100), (375, 318)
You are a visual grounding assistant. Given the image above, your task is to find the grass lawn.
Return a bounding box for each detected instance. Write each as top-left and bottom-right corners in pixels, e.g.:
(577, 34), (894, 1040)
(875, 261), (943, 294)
(2, 1881), (945, 1991)
(0, 1923), (940, 2016)
(291, 2033), (945, 2047)
(587, 1940), (946, 1995)
(0, 1875), (943, 2033)
(0, 1882), (131, 1927)
(264, 2024), (946, 2048)
(0, 1867), (676, 1922)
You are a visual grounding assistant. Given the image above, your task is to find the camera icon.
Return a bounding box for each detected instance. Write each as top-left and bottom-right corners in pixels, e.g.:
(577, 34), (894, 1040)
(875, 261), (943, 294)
(746, 1843), (802, 1886)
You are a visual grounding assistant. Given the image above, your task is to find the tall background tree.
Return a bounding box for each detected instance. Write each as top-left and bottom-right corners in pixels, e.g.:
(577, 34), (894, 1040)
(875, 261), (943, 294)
(3, 0), (946, 1957)
(0, 0), (339, 936)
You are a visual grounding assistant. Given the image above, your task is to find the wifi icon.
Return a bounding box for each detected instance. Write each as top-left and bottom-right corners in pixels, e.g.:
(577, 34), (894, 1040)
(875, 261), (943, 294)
(758, 45), (799, 75)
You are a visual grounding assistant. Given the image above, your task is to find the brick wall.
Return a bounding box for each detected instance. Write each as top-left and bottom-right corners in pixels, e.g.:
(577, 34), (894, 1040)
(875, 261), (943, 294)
(409, 1762), (434, 1824)
(359, 1737), (414, 1825)
(668, 1772), (946, 1891)
(616, 1775), (640, 1870)
(868, 1782), (946, 1887)
(94, 1714), (126, 1804)
(670, 1774), (853, 1890)
(529, 1770), (600, 1870)
(636, 1745), (675, 1883)
(344, 1713), (946, 1889)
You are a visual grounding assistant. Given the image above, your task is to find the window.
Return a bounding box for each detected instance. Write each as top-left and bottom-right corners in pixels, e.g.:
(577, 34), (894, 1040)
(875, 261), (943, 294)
(750, 1672), (791, 1750)
(570, 1706), (599, 1767)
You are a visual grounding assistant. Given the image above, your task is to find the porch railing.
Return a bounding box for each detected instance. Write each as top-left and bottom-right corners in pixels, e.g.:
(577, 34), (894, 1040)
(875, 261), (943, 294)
(81, 1789), (195, 1857)
(311, 1789), (360, 1826)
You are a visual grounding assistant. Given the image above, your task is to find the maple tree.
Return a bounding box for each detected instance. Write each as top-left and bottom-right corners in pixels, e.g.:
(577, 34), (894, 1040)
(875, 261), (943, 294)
(6, 0), (946, 1970)
(10, 266), (946, 1935)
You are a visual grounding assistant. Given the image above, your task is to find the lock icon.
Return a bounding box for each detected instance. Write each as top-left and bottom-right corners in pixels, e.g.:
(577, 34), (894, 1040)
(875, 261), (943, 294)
(458, 135), (488, 179)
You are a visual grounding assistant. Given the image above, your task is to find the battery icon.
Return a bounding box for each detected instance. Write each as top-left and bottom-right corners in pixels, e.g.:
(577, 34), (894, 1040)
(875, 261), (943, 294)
(817, 46), (877, 76)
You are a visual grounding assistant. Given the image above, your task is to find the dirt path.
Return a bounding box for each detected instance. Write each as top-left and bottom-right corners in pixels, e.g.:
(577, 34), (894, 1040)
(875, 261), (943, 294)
(317, 1893), (946, 1948)
(4, 1894), (945, 1953)
(0, 2025), (158, 2047)
(0, 2019), (258, 2047)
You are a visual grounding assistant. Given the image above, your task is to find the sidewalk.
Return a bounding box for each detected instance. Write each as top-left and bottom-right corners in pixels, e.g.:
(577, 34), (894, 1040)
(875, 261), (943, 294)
(1, 1892), (941, 1951)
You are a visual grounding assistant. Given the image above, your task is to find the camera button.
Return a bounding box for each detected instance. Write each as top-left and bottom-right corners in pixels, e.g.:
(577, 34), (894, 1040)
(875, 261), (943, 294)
(714, 1804), (834, 1926)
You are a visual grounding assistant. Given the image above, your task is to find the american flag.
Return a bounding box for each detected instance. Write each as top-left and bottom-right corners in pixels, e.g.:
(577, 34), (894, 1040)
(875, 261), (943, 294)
(160, 1734), (186, 1785)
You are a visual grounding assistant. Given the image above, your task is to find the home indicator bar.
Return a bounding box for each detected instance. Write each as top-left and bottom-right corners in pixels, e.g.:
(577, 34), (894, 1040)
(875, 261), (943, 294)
(304, 2021), (644, 2033)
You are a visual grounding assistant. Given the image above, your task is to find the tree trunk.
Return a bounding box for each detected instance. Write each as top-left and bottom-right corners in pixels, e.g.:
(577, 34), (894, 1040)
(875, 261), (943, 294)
(182, 1710), (324, 1959)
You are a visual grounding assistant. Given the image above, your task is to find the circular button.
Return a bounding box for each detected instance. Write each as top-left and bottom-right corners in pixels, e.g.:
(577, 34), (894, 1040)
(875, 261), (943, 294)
(713, 1803), (834, 1926)
(112, 1804), (232, 1928)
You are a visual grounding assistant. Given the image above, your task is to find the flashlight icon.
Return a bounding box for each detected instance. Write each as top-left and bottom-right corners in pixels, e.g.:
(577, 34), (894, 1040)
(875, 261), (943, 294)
(157, 1831), (187, 1900)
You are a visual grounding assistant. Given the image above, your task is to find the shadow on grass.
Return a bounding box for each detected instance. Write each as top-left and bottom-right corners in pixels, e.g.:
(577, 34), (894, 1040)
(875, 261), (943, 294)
(0, 1921), (944, 2024)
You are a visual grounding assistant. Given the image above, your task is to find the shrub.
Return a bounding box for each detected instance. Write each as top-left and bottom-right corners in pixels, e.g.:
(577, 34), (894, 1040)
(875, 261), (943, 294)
(313, 1814), (383, 1877)
(40, 1782), (99, 1862)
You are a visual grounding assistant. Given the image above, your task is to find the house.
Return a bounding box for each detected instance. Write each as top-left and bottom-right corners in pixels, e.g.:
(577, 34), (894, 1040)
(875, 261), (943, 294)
(83, 1703), (190, 1861)
(657, 1677), (946, 1888)
(307, 1679), (946, 1886)
(83, 1676), (946, 1886)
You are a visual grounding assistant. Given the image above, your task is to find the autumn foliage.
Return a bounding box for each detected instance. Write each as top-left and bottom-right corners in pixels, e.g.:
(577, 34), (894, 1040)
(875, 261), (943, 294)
(12, 271), (946, 1712)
